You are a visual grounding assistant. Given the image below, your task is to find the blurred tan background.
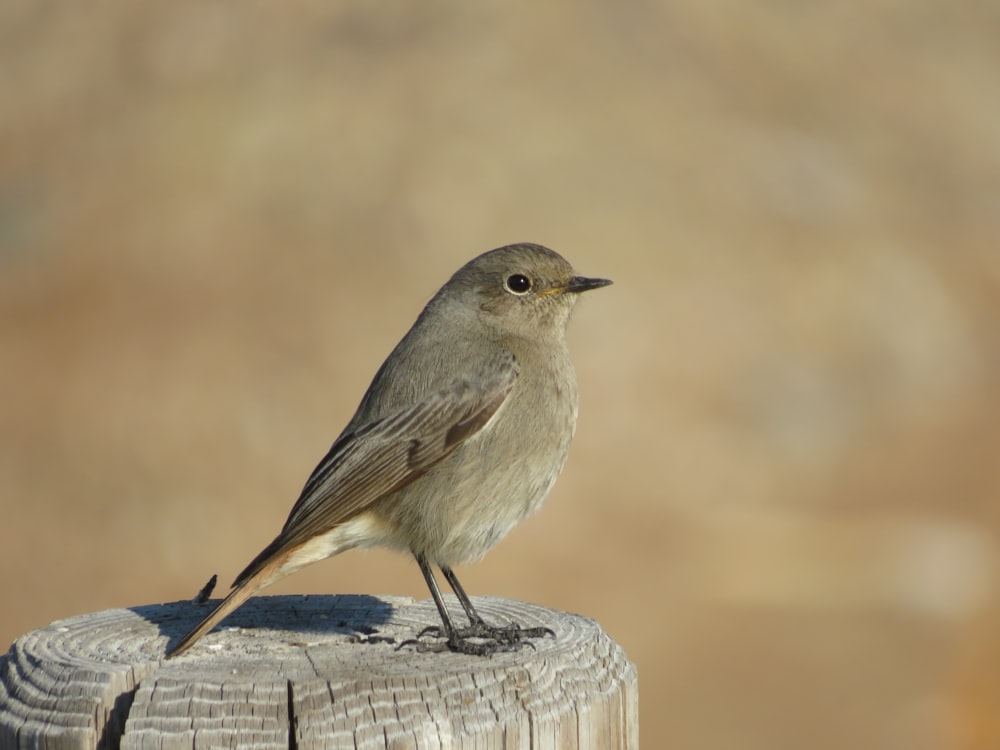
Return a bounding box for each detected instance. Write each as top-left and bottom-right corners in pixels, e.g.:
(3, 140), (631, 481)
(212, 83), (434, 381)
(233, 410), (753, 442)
(2, 2), (999, 748)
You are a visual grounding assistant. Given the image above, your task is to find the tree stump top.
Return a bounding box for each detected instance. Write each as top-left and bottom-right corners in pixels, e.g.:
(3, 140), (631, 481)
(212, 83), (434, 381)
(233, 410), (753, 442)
(0, 594), (638, 749)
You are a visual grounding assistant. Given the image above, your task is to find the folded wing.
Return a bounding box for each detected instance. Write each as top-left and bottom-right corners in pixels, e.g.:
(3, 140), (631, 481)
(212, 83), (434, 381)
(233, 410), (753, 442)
(233, 354), (519, 587)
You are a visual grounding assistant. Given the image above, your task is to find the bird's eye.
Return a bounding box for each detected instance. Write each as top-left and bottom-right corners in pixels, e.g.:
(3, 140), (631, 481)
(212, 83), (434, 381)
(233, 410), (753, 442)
(503, 273), (532, 295)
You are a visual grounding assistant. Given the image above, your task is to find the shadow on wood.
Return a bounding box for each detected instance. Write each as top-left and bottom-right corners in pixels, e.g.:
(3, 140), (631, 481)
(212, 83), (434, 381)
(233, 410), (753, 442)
(0, 595), (638, 749)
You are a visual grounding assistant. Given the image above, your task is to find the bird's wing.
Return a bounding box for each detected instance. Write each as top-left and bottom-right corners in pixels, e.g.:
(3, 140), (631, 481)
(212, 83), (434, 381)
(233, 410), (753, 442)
(232, 354), (518, 587)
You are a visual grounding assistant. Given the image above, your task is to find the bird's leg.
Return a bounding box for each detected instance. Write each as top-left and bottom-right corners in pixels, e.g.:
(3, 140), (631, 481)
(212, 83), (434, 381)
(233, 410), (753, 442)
(440, 565), (488, 627)
(407, 554), (508, 655)
(441, 566), (554, 644)
(406, 559), (553, 651)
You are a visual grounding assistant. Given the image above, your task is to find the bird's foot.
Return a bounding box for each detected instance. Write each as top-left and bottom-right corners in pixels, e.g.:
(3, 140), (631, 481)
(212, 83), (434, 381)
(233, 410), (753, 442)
(400, 621), (554, 655)
(424, 621), (555, 644)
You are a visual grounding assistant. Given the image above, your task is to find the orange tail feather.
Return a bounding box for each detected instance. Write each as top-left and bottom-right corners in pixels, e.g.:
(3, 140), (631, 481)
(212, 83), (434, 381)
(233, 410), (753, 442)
(166, 556), (286, 658)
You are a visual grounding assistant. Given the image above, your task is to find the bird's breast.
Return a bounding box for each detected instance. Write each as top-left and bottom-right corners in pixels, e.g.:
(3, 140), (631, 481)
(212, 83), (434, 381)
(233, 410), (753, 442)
(376, 352), (579, 566)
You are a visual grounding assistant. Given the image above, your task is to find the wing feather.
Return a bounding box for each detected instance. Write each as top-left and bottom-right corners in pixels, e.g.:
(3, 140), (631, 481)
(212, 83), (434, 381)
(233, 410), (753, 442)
(232, 355), (518, 587)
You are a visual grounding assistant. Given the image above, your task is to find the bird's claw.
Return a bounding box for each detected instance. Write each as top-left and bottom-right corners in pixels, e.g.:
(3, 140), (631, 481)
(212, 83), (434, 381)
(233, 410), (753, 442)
(397, 621), (554, 655)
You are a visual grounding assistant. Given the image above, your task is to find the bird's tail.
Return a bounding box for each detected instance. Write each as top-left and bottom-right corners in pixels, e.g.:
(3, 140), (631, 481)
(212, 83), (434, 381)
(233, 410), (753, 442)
(165, 556), (284, 658)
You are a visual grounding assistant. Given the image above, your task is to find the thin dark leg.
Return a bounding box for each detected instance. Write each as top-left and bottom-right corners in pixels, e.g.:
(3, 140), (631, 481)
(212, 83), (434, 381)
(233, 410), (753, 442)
(440, 566), (486, 626)
(415, 554), (460, 640)
(410, 554), (513, 656)
(441, 565), (554, 643)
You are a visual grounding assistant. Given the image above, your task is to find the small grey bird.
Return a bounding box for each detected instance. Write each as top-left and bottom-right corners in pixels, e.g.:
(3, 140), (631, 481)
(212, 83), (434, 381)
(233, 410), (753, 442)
(167, 243), (610, 657)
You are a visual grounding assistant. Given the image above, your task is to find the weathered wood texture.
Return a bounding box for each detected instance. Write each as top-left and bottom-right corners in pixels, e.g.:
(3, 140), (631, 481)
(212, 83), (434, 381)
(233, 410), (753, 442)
(0, 595), (638, 749)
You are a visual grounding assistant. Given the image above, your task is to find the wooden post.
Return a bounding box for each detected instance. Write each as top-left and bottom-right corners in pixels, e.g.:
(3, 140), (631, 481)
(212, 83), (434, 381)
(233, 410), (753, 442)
(0, 595), (638, 749)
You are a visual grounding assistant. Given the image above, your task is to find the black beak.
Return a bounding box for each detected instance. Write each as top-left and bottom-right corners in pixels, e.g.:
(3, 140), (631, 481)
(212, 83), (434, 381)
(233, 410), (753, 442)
(566, 276), (613, 294)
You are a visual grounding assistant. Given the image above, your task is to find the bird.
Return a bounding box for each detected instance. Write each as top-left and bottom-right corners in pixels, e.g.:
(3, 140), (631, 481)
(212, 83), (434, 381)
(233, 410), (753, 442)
(166, 242), (611, 657)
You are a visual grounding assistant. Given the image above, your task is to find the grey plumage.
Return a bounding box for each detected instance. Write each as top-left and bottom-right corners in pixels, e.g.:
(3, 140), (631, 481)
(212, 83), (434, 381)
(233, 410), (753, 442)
(167, 242), (610, 657)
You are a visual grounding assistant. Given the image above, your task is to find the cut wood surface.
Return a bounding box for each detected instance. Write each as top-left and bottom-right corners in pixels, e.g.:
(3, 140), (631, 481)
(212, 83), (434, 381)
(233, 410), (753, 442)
(0, 594), (638, 749)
